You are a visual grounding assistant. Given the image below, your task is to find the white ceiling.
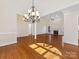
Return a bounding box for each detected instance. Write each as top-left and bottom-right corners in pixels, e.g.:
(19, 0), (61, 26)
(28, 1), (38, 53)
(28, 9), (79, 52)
(13, 0), (79, 17)
(62, 3), (79, 14)
(42, 2), (79, 20)
(41, 11), (64, 20)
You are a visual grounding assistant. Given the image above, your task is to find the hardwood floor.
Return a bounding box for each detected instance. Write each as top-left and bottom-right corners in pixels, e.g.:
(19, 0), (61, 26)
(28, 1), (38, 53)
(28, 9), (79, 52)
(0, 34), (78, 59)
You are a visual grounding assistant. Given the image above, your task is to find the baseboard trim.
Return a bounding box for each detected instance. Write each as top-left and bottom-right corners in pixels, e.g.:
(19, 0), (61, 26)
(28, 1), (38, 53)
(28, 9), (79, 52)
(64, 43), (78, 49)
(17, 33), (48, 38)
(0, 40), (17, 47)
(0, 32), (17, 47)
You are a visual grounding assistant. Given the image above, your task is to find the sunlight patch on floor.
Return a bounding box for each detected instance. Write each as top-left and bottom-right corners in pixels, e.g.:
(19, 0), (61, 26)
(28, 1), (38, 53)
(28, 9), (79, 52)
(29, 43), (62, 59)
(44, 52), (60, 59)
(35, 47), (47, 54)
(49, 47), (62, 56)
(36, 43), (46, 46)
(29, 44), (38, 49)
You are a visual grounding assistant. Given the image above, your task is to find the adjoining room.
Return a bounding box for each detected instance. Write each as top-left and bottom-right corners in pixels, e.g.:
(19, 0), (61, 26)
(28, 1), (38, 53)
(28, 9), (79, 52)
(0, 0), (79, 59)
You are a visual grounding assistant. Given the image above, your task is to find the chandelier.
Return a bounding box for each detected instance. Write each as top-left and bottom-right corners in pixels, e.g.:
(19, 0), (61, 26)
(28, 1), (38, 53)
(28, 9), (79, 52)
(23, 0), (40, 23)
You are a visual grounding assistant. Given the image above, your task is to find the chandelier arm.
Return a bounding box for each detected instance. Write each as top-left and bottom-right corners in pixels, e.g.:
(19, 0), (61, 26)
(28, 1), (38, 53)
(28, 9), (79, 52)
(23, 0), (40, 23)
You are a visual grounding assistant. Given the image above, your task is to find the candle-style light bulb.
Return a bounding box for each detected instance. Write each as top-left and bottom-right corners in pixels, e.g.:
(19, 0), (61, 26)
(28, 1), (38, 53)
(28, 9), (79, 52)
(36, 11), (39, 16)
(24, 14), (29, 19)
(31, 12), (35, 16)
(28, 9), (31, 13)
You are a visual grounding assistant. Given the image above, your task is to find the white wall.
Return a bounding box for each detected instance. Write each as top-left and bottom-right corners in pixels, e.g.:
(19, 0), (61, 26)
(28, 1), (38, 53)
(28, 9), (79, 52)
(43, 12), (64, 35)
(17, 12), (64, 36)
(36, 18), (49, 34)
(17, 15), (48, 37)
(0, 0), (17, 46)
(17, 15), (30, 37)
(64, 12), (78, 45)
(49, 17), (64, 35)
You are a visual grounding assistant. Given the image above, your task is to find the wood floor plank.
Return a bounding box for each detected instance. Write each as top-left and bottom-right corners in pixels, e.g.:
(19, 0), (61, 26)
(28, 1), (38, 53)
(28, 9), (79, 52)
(0, 34), (78, 59)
